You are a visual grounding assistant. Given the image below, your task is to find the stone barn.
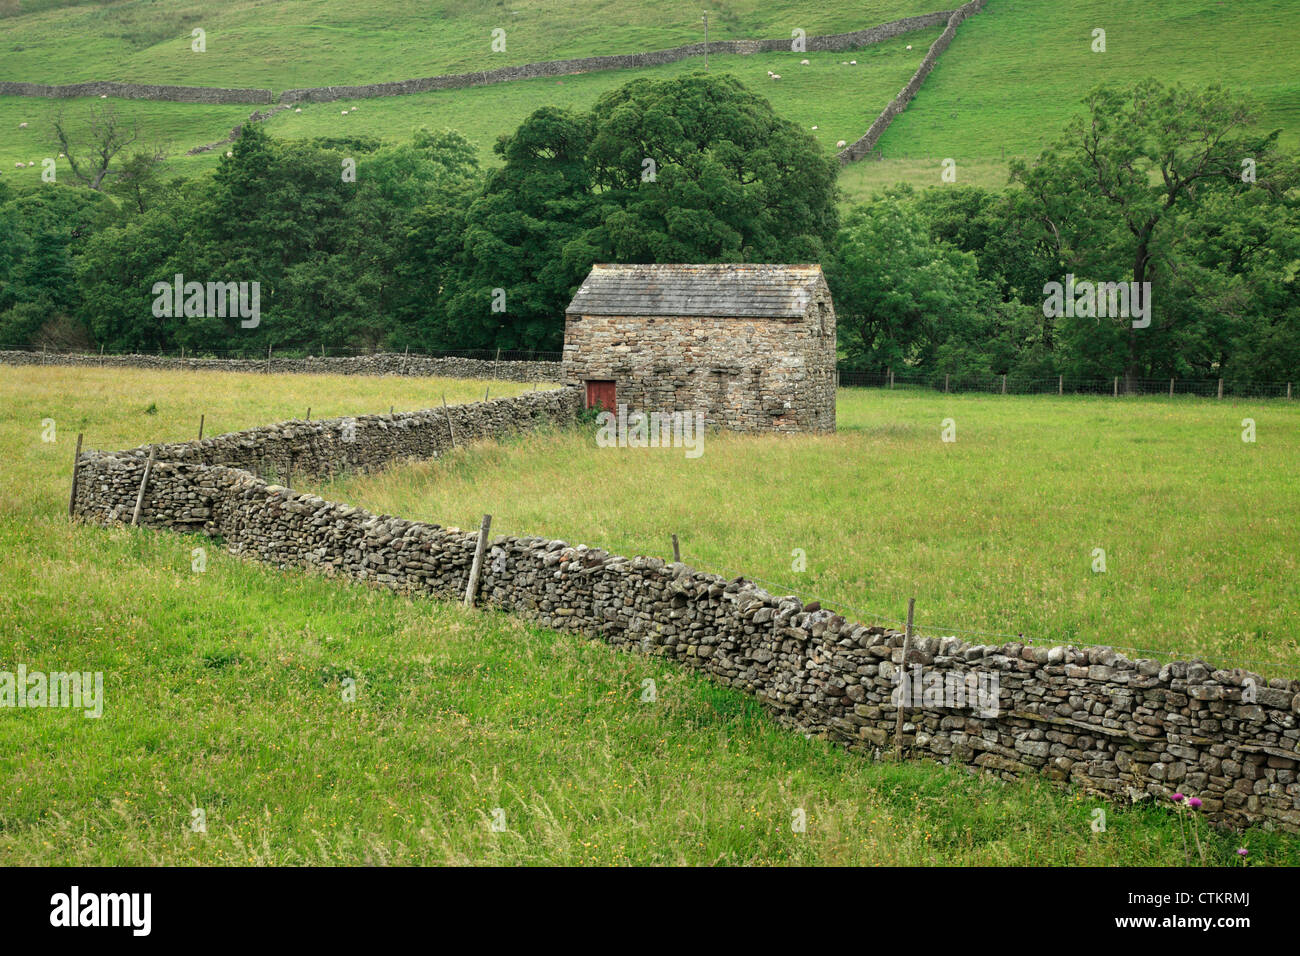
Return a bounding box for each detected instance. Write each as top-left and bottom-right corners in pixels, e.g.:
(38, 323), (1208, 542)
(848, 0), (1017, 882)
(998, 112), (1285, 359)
(562, 263), (836, 433)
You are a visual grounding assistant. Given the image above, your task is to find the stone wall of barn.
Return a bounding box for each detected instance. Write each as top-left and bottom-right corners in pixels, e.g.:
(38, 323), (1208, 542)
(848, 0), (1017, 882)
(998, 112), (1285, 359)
(562, 307), (836, 433)
(68, 389), (1300, 834)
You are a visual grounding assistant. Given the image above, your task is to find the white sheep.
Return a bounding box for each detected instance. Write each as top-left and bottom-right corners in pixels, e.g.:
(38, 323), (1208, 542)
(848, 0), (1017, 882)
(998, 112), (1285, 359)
(811, 125), (818, 130)
(771, 73), (781, 80)
(295, 107), (302, 113)
(836, 140), (847, 148)
(907, 45), (913, 50)
(850, 60), (857, 65)
(13, 162), (22, 168)
(18, 122), (27, 128)
(350, 106), (357, 112)
(341, 109), (348, 115)
(225, 150), (233, 157)
(767, 70), (774, 76)
(800, 59), (809, 65)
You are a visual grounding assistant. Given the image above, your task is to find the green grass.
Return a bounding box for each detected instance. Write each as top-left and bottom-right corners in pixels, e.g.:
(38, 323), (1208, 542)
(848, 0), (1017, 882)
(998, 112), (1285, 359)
(877, 0), (1300, 167)
(311, 388), (1300, 674)
(0, 36), (941, 175)
(5, 1), (1295, 194)
(3, 364), (1297, 864)
(1, 0), (937, 87)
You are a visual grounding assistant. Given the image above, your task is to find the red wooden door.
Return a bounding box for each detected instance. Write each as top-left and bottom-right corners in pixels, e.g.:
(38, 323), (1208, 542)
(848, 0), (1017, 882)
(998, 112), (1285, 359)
(585, 380), (616, 413)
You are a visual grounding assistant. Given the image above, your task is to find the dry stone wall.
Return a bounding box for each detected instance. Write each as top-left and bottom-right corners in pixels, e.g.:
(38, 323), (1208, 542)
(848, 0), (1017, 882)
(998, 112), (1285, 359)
(0, 80), (272, 104)
(68, 386), (1300, 835)
(838, 0), (985, 164)
(0, 350), (562, 383)
(0, 14), (950, 106)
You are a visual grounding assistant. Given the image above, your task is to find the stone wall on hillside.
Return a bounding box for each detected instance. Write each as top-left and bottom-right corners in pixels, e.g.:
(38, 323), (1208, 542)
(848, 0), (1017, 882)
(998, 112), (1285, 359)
(276, 13), (952, 103)
(838, 0), (985, 164)
(0, 350), (562, 383)
(68, 386), (1300, 835)
(0, 80), (272, 104)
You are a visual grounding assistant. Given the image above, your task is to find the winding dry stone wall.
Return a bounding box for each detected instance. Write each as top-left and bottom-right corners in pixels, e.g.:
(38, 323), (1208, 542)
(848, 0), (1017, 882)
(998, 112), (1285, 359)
(0, 350), (561, 383)
(277, 13), (953, 104)
(838, 0), (985, 164)
(68, 387), (1300, 834)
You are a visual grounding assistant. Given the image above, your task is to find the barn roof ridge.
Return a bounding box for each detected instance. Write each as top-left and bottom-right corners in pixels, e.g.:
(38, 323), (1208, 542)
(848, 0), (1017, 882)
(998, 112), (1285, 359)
(566, 263), (828, 319)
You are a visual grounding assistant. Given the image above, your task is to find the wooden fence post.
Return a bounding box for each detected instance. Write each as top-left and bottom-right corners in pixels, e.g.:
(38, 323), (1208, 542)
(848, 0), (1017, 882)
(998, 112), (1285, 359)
(484, 386), (490, 402)
(1058, 375), (1063, 396)
(1218, 378), (1224, 399)
(198, 414), (205, 441)
(1169, 378), (1175, 398)
(266, 344), (272, 374)
(671, 533), (681, 563)
(1289, 382), (1293, 400)
(1001, 374), (1007, 395)
(67, 432), (84, 517)
(463, 514), (492, 607)
(130, 445), (157, 527)
(493, 347), (501, 379)
(1113, 376), (1118, 397)
(893, 597), (916, 759)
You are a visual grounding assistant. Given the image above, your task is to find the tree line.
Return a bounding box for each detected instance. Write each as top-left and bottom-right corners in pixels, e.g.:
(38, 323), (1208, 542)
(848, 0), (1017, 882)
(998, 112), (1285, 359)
(1, 73), (1296, 383)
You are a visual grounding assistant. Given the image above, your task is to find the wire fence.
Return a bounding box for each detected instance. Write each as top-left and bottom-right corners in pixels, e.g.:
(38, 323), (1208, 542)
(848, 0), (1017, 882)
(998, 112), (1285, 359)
(837, 366), (1296, 399)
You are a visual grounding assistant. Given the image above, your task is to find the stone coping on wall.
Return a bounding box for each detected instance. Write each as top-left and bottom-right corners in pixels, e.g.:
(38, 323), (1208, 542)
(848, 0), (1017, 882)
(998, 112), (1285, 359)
(66, 385), (1300, 835)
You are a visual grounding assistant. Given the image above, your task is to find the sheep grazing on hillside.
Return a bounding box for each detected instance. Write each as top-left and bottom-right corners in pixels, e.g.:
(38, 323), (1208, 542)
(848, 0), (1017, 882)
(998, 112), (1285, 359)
(342, 109), (349, 115)
(295, 107), (302, 113)
(18, 122), (27, 129)
(800, 59), (809, 65)
(836, 140), (847, 149)
(14, 162), (23, 168)
(350, 106), (357, 112)
(767, 70), (774, 76)
(225, 151), (233, 157)
(850, 60), (857, 65)
(771, 73), (781, 80)
(811, 125), (818, 130)
(907, 44), (913, 50)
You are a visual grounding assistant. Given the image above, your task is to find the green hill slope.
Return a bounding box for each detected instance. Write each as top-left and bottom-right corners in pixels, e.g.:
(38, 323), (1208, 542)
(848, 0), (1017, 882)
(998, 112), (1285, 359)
(1, 0), (937, 87)
(842, 0), (1300, 196)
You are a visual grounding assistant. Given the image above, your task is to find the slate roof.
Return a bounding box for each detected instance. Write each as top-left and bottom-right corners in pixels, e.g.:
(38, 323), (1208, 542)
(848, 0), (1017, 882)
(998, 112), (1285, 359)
(565, 264), (827, 319)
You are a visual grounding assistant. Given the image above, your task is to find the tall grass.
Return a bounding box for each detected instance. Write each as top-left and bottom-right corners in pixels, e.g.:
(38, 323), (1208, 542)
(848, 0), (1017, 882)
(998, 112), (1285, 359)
(2, 365), (1296, 864)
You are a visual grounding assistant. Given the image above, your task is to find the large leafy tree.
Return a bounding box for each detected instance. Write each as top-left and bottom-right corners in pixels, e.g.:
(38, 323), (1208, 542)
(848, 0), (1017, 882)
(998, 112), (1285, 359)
(435, 73), (840, 351)
(1012, 79), (1282, 386)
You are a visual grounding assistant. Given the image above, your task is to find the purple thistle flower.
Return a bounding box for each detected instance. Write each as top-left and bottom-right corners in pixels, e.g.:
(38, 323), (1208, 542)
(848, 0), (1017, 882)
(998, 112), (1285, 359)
(1237, 848), (1248, 857)
(1189, 797), (1202, 809)
(1172, 793), (1185, 803)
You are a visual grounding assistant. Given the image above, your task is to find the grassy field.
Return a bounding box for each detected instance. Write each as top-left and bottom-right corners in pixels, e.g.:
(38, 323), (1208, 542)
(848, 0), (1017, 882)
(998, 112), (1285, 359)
(2, 364), (1298, 865)
(0, 0), (937, 86)
(878, 0), (1300, 166)
(3, 0), (1295, 193)
(309, 388), (1300, 674)
(0, 36), (940, 174)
